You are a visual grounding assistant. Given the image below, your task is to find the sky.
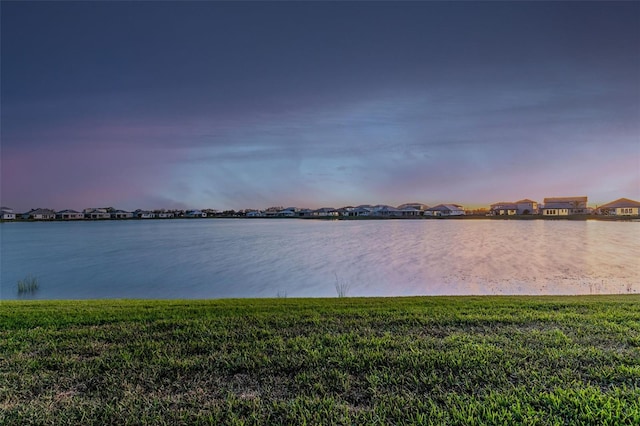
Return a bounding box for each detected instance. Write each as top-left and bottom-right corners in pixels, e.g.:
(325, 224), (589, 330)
(2, 1), (639, 212)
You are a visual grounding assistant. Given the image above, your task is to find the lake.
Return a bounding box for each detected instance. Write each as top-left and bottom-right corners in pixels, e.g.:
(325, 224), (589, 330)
(1, 219), (638, 300)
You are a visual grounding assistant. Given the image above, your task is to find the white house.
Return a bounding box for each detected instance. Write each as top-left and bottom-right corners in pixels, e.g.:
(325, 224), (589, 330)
(425, 204), (465, 217)
(1, 207), (16, 220)
(515, 199), (539, 215)
(24, 208), (56, 220)
(111, 210), (133, 219)
(398, 203), (428, 216)
(312, 208), (338, 217)
(371, 205), (402, 217)
(134, 210), (156, 219)
(596, 198), (640, 216)
(278, 207), (298, 217)
(56, 209), (84, 220)
(185, 210), (206, 218)
(351, 205), (373, 217)
(542, 196), (588, 216)
(157, 212), (175, 219)
(84, 208), (111, 219)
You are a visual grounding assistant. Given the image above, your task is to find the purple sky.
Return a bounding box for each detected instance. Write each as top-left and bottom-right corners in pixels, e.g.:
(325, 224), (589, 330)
(2, 2), (639, 211)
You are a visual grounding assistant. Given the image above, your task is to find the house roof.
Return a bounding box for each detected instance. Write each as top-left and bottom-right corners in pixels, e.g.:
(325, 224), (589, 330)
(542, 202), (573, 209)
(397, 203), (428, 210)
(28, 208), (56, 215)
(373, 205), (400, 211)
(515, 199), (537, 204)
(598, 198), (640, 209)
(57, 209), (80, 214)
(543, 196), (587, 204)
(427, 204), (464, 212)
(490, 203), (518, 210)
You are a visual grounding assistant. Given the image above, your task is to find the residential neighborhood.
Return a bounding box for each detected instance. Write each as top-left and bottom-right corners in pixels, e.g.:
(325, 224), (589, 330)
(2, 196), (639, 222)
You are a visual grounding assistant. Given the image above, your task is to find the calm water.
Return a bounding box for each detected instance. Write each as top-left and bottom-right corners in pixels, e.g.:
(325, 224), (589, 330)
(1, 219), (638, 300)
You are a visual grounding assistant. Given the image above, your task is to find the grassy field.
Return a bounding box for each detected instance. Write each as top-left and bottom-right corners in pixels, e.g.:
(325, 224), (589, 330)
(1, 296), (639, 425)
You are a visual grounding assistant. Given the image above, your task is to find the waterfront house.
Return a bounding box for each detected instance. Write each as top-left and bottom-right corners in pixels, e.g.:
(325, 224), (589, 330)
(490, 199), (538, 216)
(515, 199), (539, 215)
(24, 208), (56, 220)
(278, 207), (298, 217)
(490, 202), (518, 216)
(56, 209), (84, 220)
(246, 210), (265, 217)
(542, 196), (588, 216)
(424, 204), (465, 217)
(84, 208), (111, 220)
(334, 207), (352, 217)
(397, 203), (427, 216)
(371, 205), (402, 217)
(352, 206), (372, 217)
(111, 210), (133, 219)
(185, 210), (206, 218)
(596, 198), (640, 216)
(134, 210), (156, 219)
(1, 207), (16, 220)
(312, 207), (339, 217)
(157, 212), (175, 219)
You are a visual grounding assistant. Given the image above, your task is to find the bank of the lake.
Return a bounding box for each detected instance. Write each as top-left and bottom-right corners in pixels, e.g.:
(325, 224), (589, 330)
(2, 295), (639, 425)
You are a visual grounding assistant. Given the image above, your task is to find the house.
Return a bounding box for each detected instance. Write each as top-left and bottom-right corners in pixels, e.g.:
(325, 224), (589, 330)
(312, 208), (339, 217)
(246, 210), (265, 217)
(134, 210), (156, 219)
(157, 212), (175, 219)
(490, 199), (538, 216)
(542, 196), (588, 216)
(490, 202), (519, 216)
(23, 208), (56, 220)
(111, 210), (133, 219)
(56, 209), (84, 220)
(297, 209), (315, 217)
(278, 207), (298, 217)
(515, 199), (538, 215)
(424, 204), (465, 217)
(596, 198), (640, 216)
(397, 203), (428, 216)
(371, 205), (402, 217)
(1, 207), (16, 220)
(352, 206), (373, 217)
(83, 208), (111, 220)
(185, 210), (206, 218)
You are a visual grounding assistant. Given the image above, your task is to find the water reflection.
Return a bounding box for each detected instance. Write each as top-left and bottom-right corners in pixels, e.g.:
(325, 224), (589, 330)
(1, 219), (638, 299)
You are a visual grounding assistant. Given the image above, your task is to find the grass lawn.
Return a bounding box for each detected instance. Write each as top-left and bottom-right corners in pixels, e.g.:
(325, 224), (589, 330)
(1, 295), (639, 425)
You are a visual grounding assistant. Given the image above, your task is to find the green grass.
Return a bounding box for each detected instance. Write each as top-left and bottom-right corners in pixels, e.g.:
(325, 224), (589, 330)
(1, 295), (639, 425)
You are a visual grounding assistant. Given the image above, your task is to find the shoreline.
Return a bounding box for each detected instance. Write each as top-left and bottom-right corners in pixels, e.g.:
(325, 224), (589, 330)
(2, 214), (638, 224)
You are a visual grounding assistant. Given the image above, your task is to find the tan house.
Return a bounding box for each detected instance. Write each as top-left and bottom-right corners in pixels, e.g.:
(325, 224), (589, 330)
(596, 198), (640, 216)
(490, 199), (538, 216)
(490, 202), (518, 216)
(542, 196), (588, 216)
